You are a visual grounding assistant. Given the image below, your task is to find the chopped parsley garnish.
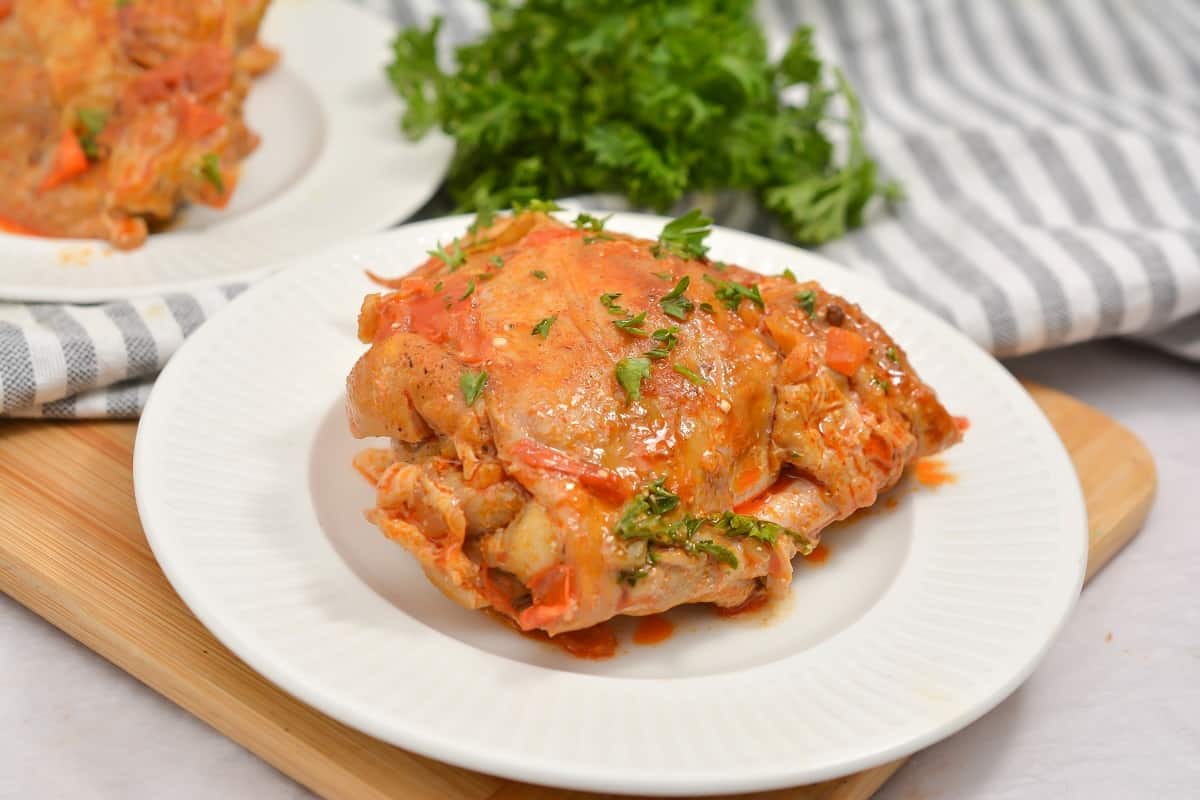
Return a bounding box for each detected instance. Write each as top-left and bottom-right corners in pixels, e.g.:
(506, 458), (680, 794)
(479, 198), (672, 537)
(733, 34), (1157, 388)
(512, 198), (562, 213)
(198, 153), (224, 194)
(600, 292), (626, 315)
(704, 274), (764, 312)
(77, 108), (108, 160)
(711, 261), (728, 271)
(615, 356), (652, 402)
(468, 206), (496, 233)
(872, 375), (891, 394)
(459, 279), (476, 301)
(645, 327), (679, 359)
(429, 242), (466, 271)
(693, 540), (739, 567)
(652, 271), (673, 280)
(532, 315), (557, 338)
(699, 302), (715, 314)
(708, 511), (785, 544)
(796, 289), (817, 318)
(573, 212), (612, 243)
(614, 311), (650, 337)
(459, 370), (488, 406)
(531, 269), (548, 280)
(433, 280), (444, 292)
(651, 209), (712, 260)
(659, 276), (694, 320)
(886, 346), (899, 362)
(781, 268), (797, 282)
(672, 363), (707, 386)
(490, 255), (504, 268)
(612, 479), (819, 582)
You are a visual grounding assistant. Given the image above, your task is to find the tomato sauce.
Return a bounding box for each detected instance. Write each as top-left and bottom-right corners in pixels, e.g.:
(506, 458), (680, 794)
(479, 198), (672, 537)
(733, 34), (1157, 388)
(549, 623), (618, 660)
(803, 543), (830, 564)
(631, 614), (675, 645)
(915, 457), (957, 488)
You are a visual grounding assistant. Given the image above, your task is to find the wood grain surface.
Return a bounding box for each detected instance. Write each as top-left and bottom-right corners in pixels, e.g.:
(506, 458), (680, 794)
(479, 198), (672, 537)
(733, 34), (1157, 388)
(0, 383), (1155, 800)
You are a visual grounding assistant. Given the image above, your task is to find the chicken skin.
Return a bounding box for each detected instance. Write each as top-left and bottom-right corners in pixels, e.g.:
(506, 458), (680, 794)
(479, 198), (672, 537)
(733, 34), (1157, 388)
(348, 212), (961, 636)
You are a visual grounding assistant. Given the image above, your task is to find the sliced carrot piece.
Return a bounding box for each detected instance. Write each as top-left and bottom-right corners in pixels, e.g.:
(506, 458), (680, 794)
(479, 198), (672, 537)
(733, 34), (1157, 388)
(39, 130), (89, 192)
(824, 327), (870, 377)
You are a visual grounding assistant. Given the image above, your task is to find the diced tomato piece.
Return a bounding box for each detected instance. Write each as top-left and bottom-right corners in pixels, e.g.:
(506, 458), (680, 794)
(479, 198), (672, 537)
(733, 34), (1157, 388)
(39, 130), (89, 191)
(824, 327), (870, 377)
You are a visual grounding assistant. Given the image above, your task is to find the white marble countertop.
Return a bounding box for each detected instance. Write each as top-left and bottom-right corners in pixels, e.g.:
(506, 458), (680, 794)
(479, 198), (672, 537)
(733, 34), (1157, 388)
(3, 339), (1198, 799)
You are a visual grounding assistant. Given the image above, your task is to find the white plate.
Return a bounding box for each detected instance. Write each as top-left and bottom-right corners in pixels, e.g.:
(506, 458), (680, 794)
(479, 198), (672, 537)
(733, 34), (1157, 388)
(0, 0), (452, 303)
(134, 213), (1087, 796)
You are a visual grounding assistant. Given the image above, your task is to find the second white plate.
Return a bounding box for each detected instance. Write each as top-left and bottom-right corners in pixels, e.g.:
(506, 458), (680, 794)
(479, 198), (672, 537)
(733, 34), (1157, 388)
(134, 213), (1087, 796)
(0, 0), (452, 302)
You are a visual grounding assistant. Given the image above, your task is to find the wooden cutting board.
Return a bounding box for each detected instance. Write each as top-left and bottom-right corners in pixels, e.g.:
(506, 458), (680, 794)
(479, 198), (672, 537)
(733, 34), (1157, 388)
(0, 383), (1155, 800)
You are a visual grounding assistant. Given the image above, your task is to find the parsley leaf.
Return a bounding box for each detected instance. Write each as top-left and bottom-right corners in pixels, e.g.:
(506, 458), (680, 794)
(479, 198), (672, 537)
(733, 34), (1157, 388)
(387, 10), (893, 246)
(198, 153), (224, 194)
(615, 356), (651, 402)
(459, 279), (476, 301)
(614, 311), (650, 337)
(513, 198), (563, 213)
(704, 274), (764, 312)
(460, 370), (488, 406)
(429, 242), (466, 271)
(600, 292), (626, 315)
(573, 212), (610, 232)
(490, 255), (504, 268)
(781, 268), (797, 282)
(531, 269), (548, 280)
(77, 108), (108, 160)
(886, 346), (899, 362)
(532, 316), (557, 338)
(652, 209), (712, 260)
(694, 540), (739, 568)
(796, 289), (817, 318)
(645, 326), (679, 359)
(434, 280), (444, 292)
(672, 363), (707, 386)
(659, 276), (694, 320)
(469, 205), (496, 233)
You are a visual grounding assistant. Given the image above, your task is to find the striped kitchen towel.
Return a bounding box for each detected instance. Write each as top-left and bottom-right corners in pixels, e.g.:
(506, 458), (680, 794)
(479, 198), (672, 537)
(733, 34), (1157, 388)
(2, 0), (1198, 418)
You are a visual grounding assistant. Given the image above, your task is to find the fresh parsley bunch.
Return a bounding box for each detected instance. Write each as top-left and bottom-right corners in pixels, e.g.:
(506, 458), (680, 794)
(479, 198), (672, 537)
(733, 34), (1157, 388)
(387, 0), (896, 245)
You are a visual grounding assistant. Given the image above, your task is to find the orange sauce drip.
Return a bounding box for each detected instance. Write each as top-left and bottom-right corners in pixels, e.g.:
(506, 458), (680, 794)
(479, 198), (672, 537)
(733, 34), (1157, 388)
(715, 592), (769, 618)
(0, 215), (39, 236)
(551, 623), (618, 660)
(486, 610), (618, 660)
(915, 458), (957, 488)
(804, 543), (830, 564)
(884, 496), (899, 510)
(632, 614), (675, 645)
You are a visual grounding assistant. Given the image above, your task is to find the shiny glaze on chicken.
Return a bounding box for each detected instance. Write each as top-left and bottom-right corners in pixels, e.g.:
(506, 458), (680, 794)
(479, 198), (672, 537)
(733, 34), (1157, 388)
(0, 0), (274, 248)
(348, 212), (961, 636)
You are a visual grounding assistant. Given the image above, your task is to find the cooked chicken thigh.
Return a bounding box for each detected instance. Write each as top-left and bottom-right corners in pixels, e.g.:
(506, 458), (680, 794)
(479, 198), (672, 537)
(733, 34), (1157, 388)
(348, 212), (961, 635)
